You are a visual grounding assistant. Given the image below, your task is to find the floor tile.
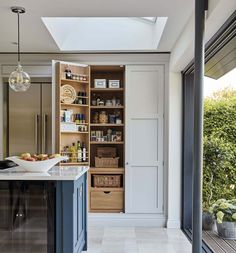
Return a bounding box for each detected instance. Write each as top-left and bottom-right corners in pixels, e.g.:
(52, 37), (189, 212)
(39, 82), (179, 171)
(83, 226), (191, 253)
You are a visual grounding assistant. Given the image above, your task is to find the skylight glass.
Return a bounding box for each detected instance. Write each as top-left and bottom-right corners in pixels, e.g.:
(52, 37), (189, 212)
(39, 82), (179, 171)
(42, 17), (168, 51)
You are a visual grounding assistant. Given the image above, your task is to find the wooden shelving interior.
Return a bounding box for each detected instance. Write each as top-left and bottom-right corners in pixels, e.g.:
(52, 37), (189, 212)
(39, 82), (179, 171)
(61, 78), (89, 85)
(89, 65), (125, 213)
(90, 88), (124, 92)
(61, 103), (89, 107)
(56, 63), (125, 213)
(90, 142), (124, 145)
(90, 106), (124, 109)
(56, 62), (90, 166)
(90, 123), (124, 127)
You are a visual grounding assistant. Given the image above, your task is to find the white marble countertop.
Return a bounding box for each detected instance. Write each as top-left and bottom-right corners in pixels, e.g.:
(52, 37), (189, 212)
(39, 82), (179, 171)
(0, 166), (89, 181)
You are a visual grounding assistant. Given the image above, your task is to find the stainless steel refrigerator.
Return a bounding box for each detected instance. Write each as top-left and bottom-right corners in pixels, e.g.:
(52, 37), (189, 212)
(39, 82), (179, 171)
(7, 82), (52, 156)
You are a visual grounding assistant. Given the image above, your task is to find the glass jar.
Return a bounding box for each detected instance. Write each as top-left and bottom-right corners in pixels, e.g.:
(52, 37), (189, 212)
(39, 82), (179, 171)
(92, 112), (99, 123)
(99, 111), (108, 124)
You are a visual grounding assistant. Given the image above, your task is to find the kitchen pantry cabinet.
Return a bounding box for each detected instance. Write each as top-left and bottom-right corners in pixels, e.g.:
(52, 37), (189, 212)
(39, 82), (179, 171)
(52, 62), (165, 214)
(125, 65), (164, 214)
(53, 61), (125, 213)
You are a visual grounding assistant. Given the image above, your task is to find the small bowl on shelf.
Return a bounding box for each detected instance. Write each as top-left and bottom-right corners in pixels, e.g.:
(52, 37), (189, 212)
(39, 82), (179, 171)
(6, 156), (68, 173)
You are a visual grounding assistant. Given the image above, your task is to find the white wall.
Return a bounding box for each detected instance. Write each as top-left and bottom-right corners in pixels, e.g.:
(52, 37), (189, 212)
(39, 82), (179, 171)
(166, 0), (236, 228)
(166, 71), (182, 228)
(170, 0), (236, 72)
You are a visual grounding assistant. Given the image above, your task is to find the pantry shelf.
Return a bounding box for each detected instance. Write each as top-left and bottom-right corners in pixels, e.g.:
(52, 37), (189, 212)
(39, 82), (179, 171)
(89, 167), (125, 173)
(90, 123), (124, 127)
(90, 142), (124, 145)
(90, 106), (124, 109)
(90, 88), (123, 92)
(61, 78), (89, 85)
(61, 131), (89, 134)
(61, 103), (89, 107)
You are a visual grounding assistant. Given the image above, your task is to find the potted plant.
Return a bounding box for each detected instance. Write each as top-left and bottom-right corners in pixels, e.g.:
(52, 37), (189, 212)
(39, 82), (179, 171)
(202, 173), (214, 231)
(209, 199), (236, 239)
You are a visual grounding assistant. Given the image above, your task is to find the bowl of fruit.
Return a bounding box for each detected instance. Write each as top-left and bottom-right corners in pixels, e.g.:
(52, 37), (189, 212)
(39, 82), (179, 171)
(6, 153), (68, 172)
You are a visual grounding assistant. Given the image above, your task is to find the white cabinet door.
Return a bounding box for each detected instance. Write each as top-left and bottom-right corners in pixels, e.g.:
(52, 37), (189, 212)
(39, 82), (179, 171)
(125, 65), (164, 214)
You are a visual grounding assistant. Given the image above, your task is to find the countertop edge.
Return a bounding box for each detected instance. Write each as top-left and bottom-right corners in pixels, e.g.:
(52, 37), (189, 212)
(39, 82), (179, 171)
(0, 166), (89, 181)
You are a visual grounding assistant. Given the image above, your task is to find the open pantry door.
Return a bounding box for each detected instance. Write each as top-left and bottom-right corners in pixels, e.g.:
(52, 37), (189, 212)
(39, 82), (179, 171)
(52, 60), (90, 166)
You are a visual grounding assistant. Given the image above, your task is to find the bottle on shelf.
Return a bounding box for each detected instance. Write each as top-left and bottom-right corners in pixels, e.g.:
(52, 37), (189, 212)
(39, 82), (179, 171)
(82, 142), (87, 162)
(82, 91), (87, 104)
(65, 65), (72, 79)
(96, 95), (101, 106)
(77, 92), (83, 104)
(77, 141), (82, 162)
(92, 93), (97, 106)
(70, 143), (77, 163)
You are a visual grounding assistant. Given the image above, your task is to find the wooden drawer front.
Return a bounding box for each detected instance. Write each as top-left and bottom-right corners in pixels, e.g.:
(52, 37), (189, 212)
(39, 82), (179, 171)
(91, 191), (123, 210)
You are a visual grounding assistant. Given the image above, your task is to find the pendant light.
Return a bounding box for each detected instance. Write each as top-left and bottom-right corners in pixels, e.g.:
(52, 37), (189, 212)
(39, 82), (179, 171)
(9, 6), (31, 92)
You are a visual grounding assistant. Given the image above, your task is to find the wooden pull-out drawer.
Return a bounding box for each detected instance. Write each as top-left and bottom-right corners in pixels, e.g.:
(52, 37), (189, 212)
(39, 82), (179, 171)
(90, 190), (123, 211)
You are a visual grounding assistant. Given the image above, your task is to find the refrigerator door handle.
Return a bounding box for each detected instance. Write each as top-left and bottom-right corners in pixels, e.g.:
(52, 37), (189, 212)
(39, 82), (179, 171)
(42, 114), (48, 154)
(35, 115), (39, 154)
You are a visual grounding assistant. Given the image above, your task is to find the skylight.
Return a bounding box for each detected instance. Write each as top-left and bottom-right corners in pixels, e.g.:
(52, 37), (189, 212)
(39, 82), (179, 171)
(42, 17), (168, 51)
(141, 17), (157, 23)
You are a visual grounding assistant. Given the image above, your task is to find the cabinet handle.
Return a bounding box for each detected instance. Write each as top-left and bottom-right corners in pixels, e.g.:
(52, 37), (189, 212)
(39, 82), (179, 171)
(104, 191), (111, 194)
(125, 162), (129, 165)
(35, 115), (39, 154)
(42, 114), (48, 154)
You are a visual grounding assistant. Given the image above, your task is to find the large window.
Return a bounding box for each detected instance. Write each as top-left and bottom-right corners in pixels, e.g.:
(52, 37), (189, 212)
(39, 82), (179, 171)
(182, 11), (236, 253)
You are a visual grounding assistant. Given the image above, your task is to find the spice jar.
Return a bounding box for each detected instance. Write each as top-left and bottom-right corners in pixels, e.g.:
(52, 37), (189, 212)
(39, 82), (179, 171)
(92, 112), (99, 123)
(112, 97), (116, 106)
(92, 94), (97, 106)
(99, 111), (108, 124)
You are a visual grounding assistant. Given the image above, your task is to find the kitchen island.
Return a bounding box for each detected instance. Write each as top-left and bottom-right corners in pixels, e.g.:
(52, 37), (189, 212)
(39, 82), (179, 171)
(0, 166), (89, 253)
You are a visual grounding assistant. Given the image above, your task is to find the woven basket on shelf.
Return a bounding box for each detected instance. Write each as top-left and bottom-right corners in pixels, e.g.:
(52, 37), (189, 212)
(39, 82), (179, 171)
(95, 157), (119, 168)
(93, 174), (122, 188)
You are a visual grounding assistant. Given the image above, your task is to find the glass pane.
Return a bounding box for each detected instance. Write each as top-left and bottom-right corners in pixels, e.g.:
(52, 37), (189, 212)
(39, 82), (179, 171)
(202, 68), (236, 246)
(0, 181), (55, 253)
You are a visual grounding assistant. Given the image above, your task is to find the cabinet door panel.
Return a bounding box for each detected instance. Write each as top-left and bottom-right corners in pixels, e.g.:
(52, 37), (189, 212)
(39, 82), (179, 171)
(130, 118), (158, 166)
(125, 65), (164, 214)
(128, 69), (160, 115)
(128, 166), (163, 213)
(73, 178), (85, 252)
(9, 83), (41, 155)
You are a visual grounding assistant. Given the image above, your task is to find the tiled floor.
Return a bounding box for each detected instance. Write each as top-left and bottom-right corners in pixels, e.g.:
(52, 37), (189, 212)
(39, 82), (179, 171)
(83, 227), (192, 253)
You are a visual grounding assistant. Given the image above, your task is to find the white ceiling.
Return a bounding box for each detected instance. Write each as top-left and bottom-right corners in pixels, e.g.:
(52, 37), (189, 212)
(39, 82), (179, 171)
(0, 0), (194, 52)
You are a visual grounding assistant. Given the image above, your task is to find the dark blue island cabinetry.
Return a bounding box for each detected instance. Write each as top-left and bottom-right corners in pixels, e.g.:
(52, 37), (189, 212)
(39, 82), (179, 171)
(0, 166), (88, 253)
(56, 173), (87, 253)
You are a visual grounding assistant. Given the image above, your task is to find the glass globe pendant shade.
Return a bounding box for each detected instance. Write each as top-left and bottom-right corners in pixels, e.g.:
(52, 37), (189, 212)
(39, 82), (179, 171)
(9, 63), (31, 92)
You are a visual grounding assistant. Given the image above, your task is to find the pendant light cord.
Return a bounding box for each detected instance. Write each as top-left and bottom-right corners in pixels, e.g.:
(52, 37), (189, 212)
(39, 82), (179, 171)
(17, 11), (20, 63)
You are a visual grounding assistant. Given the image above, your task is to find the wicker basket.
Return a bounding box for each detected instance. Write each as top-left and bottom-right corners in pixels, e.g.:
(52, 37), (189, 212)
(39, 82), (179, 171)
(95, 157), (119, 168)
(97, 147), (116, 158)
(93, 175), (122, 188)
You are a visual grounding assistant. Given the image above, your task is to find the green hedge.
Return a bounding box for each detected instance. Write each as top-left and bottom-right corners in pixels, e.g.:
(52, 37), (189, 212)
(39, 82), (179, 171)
(203, 89), (236, 208)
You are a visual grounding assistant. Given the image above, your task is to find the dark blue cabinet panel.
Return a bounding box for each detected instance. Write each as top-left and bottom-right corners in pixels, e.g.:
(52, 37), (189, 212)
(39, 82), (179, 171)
(0, 174), (87, 253)
(56, 173), (87, 253)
